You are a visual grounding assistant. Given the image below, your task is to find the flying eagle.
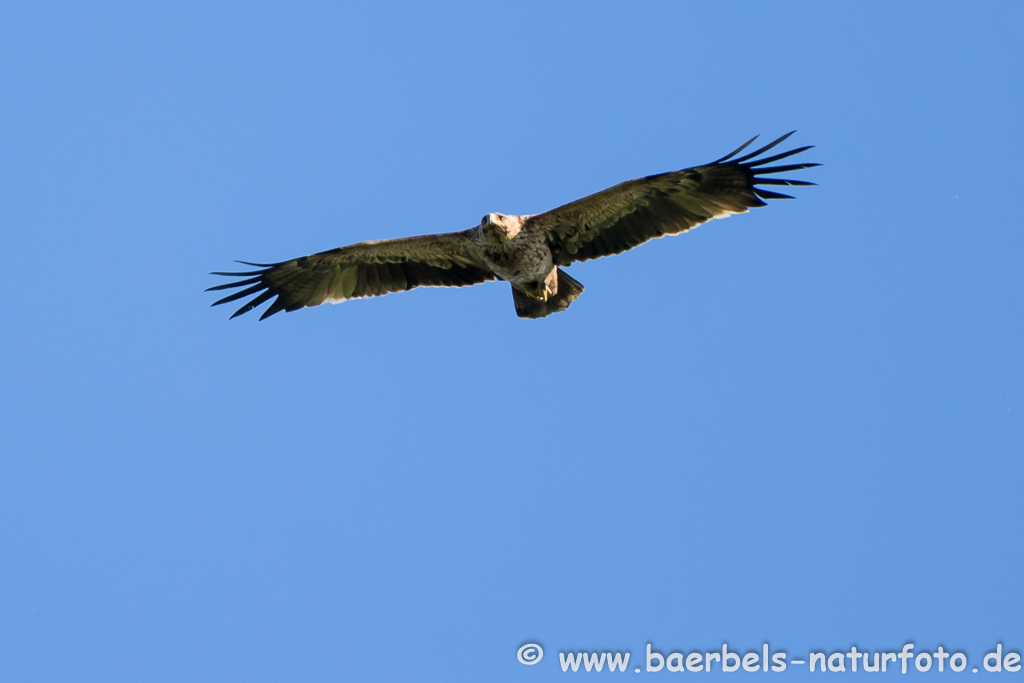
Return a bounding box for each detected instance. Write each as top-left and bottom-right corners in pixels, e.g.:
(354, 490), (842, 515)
(209, 132), (817, 320)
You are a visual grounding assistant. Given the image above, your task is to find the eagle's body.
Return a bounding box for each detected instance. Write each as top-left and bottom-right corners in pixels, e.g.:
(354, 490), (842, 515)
(475, 212), (558, 300)
(476, 213), (547, 285)
(209, 133), (817, 320)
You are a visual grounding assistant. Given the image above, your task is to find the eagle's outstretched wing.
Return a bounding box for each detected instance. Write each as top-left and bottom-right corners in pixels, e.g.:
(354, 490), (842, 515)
(207, 229), (493, 320)
(530, 132), (818, 265)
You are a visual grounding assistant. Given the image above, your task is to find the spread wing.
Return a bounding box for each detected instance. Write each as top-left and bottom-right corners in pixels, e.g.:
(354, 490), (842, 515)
(207, 229), (493, 320)
(529, 132), (818, 265)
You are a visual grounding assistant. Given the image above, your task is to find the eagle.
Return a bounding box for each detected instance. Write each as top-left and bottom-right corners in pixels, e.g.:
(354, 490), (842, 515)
(208, 132), (817, 320)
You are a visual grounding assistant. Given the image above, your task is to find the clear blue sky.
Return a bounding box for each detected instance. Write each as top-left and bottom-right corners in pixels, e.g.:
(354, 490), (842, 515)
(1, 2), (1021, 681)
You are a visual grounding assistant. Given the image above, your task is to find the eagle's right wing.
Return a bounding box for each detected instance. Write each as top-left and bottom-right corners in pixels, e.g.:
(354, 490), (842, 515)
(530, 132), (818, 265)
(207, 229), (493, 320)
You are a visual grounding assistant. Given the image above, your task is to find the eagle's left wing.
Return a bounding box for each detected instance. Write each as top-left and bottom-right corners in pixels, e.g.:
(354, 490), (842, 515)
(529, 132), (817, 265)
(207, 229), (493, 320)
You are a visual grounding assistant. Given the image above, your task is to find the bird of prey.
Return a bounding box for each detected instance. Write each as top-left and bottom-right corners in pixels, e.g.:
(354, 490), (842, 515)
(208, 132), (817, 320)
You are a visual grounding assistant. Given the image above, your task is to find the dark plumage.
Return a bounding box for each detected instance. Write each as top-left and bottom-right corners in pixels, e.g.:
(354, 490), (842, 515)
(208, 132), (817, 320)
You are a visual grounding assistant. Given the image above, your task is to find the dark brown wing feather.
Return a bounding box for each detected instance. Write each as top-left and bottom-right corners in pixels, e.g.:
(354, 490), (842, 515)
(529, 132), (818, 266)
(207, 229), (493, 320)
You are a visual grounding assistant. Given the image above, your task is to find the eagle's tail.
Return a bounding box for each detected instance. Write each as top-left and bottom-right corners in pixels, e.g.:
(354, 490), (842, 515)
(512, 269), (585, 319)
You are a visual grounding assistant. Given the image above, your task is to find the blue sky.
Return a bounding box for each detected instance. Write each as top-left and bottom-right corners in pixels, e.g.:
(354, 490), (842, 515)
(1, 1), (1021, 681)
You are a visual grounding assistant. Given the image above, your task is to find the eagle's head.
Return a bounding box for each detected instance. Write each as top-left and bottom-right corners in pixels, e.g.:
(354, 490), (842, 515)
(480, 212), (523, 244)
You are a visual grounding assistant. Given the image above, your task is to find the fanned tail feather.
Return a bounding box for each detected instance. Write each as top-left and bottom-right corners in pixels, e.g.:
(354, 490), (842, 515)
(512, 269), (585, 319)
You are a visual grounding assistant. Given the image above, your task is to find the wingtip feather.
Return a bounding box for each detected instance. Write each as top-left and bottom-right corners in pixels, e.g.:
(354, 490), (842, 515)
(731, 131), (797, 164)
(205, 276), (263, 292)
(712, 135), (759, 164)
(753, 188), (795, 200)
